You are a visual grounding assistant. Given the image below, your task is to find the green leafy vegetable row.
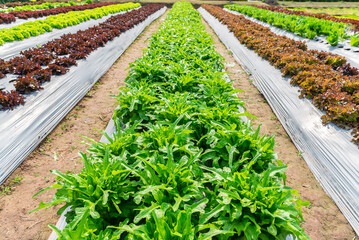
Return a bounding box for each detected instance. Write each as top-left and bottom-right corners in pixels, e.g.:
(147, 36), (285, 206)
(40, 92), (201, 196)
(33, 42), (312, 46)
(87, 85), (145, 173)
(0, 2), (140, 45)
(225, 4), (353, 46)
(0, 1), (88, 13)
(257, 6), (359, 32)
(338, 15), (359, 21)
(32, 2), (309, 239)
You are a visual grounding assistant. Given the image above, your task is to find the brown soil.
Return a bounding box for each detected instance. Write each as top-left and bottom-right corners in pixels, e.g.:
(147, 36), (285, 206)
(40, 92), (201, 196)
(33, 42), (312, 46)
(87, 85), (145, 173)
(200, 17), (356, 240)
(0, 6), (356, 240)
(0, 10), (169, 240)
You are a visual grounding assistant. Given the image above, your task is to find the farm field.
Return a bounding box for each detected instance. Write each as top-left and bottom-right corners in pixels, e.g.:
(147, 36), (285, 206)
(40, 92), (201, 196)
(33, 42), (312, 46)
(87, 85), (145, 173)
(289, 7), (359, 17)
(0, 1), (358, 240)
(0, 1), (90, 12)
(225, 4), (359, 46)
(222, 4), (359, 134)
(287, 7), (359, 21)
(112, 0), (267, 6)
(0, 2), (140, 45)
(0, 2), (116, 25)
(280, 1), (359, 8)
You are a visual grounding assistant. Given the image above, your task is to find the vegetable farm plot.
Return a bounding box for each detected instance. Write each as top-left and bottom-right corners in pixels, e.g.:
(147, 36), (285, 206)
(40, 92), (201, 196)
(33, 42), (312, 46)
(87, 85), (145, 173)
(0, 0), (91, 13)
(224, 5), (359, 48)
(0, 0), (73, 9)
(0, 2), (166, 185)
(249, 5), (359, 33)
(199, 4), (359, 237)
(0, 8), (169, 239)
(0, 2), (141, 59)
(222, 8), (359, 72)
(286, 7), (359, 21)
(0, 1), (111, 26)
(34, 2), (312, 240)
(0, 1), (357, 240)
(288, 7), (359, 19)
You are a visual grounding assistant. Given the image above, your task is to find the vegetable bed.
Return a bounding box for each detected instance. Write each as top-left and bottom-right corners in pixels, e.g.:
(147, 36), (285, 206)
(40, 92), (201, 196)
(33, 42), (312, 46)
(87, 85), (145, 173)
(0, 2), (139, 45)
(0, 2), (114, 25)
(0, 3), (156, 109)
(225, 4), (359, 47)
(271, 6), (359, 32)
(0, 3), (165, 185)
(204, 4), (359, 146)
(34, 2), (309, 239)
(1, 1), (89, 13)
(199, 5), (359, 236)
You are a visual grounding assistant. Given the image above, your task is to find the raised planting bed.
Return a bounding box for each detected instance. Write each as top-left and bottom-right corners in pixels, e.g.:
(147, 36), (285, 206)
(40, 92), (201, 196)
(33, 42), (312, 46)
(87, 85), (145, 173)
(225, 4), (359, 47)
(34, 2), (309, 239)
(204, 4), (359, 145)
(0, 2), (140, 46)
(0, 2), (114, 25)
(1, 1), (87, 13)
(259, 5), (359, 32)
(199, 5), (359, 236)
(223, 8), (359, 69)
(0, 3), (166, 184)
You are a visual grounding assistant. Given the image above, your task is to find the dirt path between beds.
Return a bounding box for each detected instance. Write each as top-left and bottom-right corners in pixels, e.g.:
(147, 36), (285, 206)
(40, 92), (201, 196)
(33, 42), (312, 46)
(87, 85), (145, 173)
(0, 6), (356, 240)
(200, 16), (356, 240)
(0, 10), (169, 240)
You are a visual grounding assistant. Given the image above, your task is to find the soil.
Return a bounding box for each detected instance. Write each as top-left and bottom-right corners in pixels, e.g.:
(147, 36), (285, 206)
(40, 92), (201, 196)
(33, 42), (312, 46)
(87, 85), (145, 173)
(0, 6), (356, 240)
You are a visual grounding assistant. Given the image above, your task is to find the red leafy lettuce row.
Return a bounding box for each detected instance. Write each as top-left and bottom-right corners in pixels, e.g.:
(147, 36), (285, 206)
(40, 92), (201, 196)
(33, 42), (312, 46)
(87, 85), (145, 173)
(0, 90), (25, 110)
(203, 5), (359, 146)
(0, 2), (116, 24)
(0, 13), (15, 24)
(0, 4), (165, 111)
(251, 5), (359, 32)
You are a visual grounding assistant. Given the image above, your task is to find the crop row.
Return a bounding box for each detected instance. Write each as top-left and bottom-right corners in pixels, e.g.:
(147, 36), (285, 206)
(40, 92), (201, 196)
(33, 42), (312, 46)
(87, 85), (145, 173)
(204, 5), (359, 145)
(258, 5), (359, 32)
(32, 2), (309, 239)
(0, 2), (140, 45)
(0, 1), (87, 13)
(339, 15), (359, 21)
(0, 1), (114, 25)
(225, 4), (359, 47)
(0, 0), (67, 8)
(0, 4), (164, 110)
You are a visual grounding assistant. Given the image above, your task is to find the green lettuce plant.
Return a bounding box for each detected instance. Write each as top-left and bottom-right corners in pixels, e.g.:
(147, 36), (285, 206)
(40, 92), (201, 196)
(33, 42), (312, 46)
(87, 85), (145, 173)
(0, 2), (140, 45)
(225, 4), (351, 46)
(32, 2), (310, 239)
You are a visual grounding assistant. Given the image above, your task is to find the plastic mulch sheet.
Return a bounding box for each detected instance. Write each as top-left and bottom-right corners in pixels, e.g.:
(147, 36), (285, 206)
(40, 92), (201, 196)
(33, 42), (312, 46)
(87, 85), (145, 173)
(224, 8), (359, 70)
(0, 7), (167, 185)
(0, 8), (139, 60)
(199, 7), (359, 236)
